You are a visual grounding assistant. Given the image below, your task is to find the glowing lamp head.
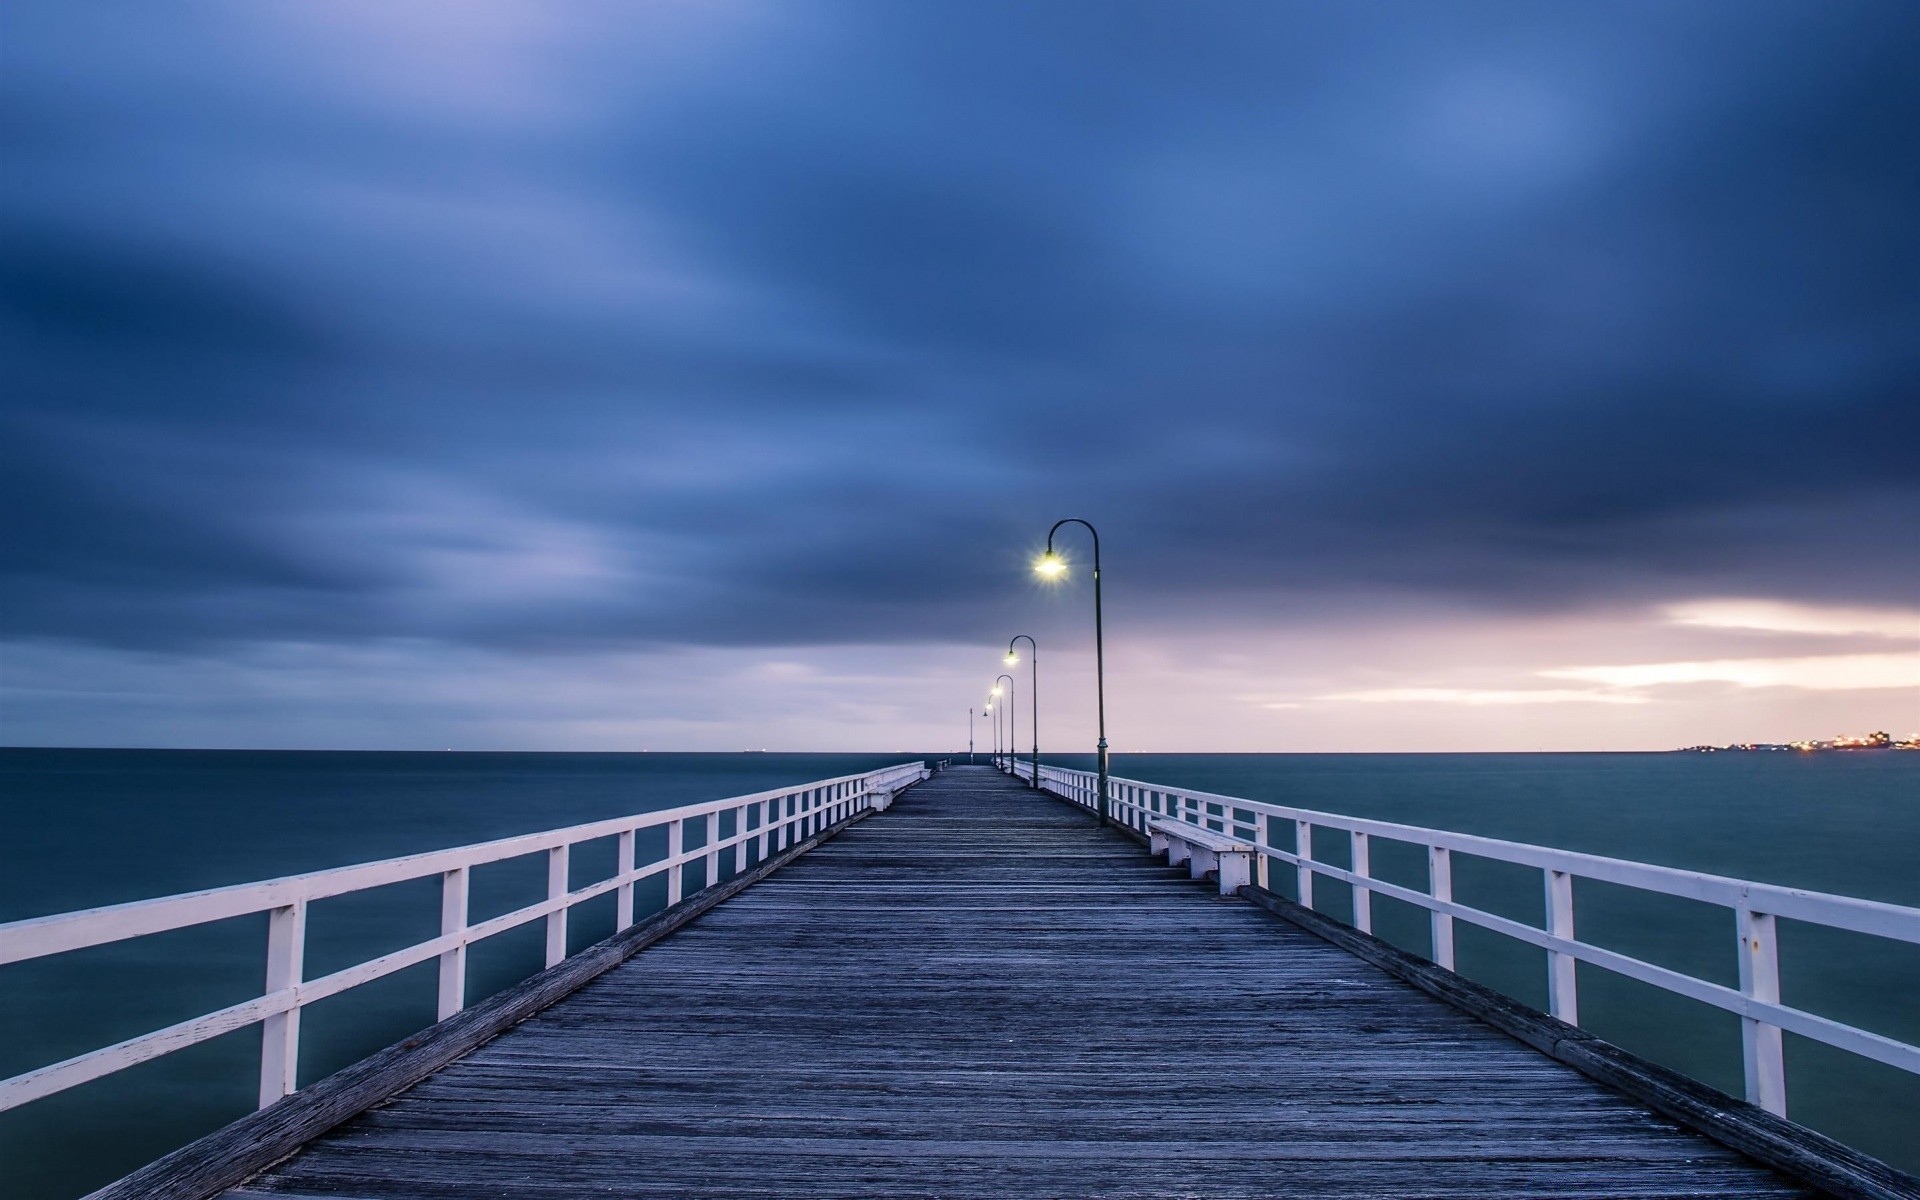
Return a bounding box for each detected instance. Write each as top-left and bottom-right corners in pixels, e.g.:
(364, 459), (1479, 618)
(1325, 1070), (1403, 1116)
(1004, 652), (1019, 665)
(991, 684), (1003, 697)
(1033, 552), (1067, 579)
(983, 704), (993, 713)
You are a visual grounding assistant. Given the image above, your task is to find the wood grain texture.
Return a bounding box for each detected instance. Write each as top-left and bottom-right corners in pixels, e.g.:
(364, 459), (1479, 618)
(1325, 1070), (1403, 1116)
(218, 767), (1828, 1198)
(1236, 884), (1917, 1200)
(86, 806), (878, 1200)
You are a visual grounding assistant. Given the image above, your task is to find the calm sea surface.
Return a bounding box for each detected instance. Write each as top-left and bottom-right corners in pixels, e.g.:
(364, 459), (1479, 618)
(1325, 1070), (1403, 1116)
(2, 749), (1916, 1197)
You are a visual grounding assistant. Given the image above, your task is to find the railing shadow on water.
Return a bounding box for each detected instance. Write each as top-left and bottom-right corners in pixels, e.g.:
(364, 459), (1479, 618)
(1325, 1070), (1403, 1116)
(0, 761), (929, 1200)
(1003, 755), (1920, 1177)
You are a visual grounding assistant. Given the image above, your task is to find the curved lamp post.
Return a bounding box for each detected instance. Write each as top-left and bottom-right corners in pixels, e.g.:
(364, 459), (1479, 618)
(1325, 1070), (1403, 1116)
(1035, 518), (1108, 826)
(994, 674), (1016, 775)
(984, 695), (999, 762)
(1005, 635), (1037, 786)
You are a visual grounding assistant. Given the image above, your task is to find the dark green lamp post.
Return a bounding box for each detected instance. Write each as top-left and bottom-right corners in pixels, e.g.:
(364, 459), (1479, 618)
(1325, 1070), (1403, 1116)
(1005, 635), (1037, 786)
(1034, 518), (1108, 827)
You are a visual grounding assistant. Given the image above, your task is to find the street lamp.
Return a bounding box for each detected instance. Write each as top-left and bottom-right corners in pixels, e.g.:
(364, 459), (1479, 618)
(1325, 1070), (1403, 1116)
(1006, 635), (1037, 787)
(1035, 518), (1109, 826)
(994, 674), (1016, 776)
(984, 696), (998, 762)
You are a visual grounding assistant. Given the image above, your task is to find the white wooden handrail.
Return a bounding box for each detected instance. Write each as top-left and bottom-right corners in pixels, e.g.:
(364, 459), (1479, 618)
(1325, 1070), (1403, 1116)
(0, 761), (929, 1114)
(1015, 759), (1920, 1119)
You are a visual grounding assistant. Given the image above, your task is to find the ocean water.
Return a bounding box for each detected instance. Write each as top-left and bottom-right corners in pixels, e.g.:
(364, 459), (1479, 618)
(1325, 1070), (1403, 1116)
(2, 749), (1916, 1197)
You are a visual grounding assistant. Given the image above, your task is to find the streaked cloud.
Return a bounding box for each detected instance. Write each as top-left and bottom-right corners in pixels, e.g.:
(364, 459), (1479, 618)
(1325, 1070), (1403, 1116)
(1663, 599), (1920, 640)
(2, 2), (1916, 748)
(1544, 653), (1918, 692)
(1317, 687), (1645, 707)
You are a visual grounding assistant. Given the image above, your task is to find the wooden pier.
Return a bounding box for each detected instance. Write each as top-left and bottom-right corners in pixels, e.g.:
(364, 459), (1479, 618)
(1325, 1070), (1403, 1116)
(211, 766), (1816, 1198)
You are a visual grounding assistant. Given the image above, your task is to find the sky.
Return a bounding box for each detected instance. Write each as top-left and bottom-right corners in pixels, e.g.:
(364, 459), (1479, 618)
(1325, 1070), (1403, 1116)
(3, 1), (1916, 752)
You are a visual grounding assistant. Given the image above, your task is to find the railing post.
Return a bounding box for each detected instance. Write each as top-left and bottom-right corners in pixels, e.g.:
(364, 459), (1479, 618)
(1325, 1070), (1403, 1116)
(1351, 831), (1372, 934)
(1256, 814), (1270, 890)
(616, 830), (636, 931)
(1428, 846), (1454, 970)
(761, 798), (774, 859)
(705, 811), (720, 886)
(438, 867), (469, 1019)
(734, 804), (748, 875)
(667, 819), (684, 904)
(1295, 820), (1314, 909)
(546, 845), (570, 968)
(1738, 907), (1787, 1116)
(1546, 868), (1577, 1025)
(259, 899), (307, 1109)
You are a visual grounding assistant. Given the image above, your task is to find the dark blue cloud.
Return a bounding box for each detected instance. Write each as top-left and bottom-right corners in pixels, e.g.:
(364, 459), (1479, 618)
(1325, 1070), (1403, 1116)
(3, 0), (1916, 665)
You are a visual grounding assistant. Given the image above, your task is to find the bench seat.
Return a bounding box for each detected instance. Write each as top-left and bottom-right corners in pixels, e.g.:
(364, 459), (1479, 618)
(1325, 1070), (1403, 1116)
(1147, 818), (1255, 894)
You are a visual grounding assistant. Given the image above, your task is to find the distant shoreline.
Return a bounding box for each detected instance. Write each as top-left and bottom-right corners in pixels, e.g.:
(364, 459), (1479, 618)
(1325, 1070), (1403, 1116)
(1679, 732), (1918, 753)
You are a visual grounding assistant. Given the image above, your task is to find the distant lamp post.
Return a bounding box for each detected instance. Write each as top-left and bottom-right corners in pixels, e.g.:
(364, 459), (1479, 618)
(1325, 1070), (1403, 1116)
(1006, 635), (1038, 787)
(994, 674), (1016, 775)
(968, 707), (975, 764)
(1035, 518), (1109, 826)
(984, 698), (997, 761)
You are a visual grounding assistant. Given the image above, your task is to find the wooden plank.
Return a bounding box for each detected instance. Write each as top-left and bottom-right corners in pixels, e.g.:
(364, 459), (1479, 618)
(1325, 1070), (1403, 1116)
(82, 804), (884, 1200)
(211, 768), (1848, 1200)
(1237, 885), (1919, 1200)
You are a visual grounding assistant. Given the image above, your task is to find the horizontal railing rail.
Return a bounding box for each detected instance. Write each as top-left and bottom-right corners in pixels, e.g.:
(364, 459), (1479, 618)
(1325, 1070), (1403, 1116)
(0, 761), (929, 1115)
(1017, 759), (1920, 1119)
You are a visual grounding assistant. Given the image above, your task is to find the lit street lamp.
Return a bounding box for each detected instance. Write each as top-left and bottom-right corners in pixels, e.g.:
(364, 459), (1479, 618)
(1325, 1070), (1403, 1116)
(994, 674), (1016, 775)
(1005, 635), (1037, 786)
(1035, 518), (1109, 826)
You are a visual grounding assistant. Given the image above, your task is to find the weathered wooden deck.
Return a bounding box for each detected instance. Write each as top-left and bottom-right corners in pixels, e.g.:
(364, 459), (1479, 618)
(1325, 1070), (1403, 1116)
(223, 766), (1814, 1198)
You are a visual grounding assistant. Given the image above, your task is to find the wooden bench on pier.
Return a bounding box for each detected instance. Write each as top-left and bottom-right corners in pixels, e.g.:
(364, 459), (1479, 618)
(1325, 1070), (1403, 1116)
(1148, 816), (1255, 894)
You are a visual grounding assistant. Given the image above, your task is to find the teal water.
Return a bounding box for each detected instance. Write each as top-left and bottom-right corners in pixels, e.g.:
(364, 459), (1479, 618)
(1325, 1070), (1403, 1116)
(2, 749), (1915, 1196)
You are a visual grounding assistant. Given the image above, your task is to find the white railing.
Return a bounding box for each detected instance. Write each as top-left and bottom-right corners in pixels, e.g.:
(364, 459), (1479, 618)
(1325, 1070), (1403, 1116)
(1019, 760), (1920, 1119)
(0, 761), (928, 1115)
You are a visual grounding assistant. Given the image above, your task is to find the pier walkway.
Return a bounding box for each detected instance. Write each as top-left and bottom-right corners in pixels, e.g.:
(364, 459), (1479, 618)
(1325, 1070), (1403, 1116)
(220, 766), (1809, 1198)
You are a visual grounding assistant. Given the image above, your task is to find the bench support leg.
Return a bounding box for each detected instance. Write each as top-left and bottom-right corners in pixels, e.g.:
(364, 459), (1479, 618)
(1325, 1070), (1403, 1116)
(1217, 851), (1251, 895)
(1190, 845), (1218, 880)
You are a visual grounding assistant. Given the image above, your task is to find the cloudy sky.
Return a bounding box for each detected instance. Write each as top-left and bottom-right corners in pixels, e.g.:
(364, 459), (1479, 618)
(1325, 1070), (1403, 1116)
(4, 1), (1916, 751)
